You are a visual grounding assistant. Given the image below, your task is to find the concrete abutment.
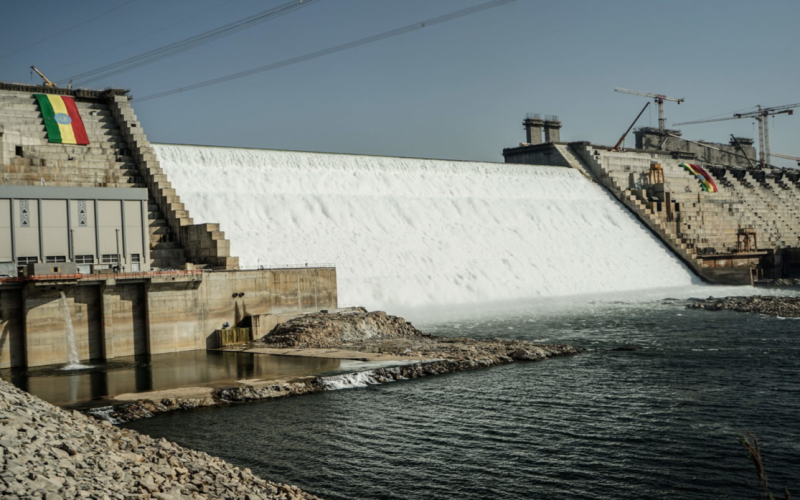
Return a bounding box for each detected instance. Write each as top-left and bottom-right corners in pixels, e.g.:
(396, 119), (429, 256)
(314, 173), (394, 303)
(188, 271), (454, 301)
(0, 268), (337, 368)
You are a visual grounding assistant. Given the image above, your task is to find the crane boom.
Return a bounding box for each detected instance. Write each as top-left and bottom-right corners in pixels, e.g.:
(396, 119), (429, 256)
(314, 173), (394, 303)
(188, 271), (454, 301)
(614, 88), (685, 103)
(30, 66), (56, 87)
(672, 102), (799, 167)
(772, 153), (800, 162)
(673, 115), (741, 126)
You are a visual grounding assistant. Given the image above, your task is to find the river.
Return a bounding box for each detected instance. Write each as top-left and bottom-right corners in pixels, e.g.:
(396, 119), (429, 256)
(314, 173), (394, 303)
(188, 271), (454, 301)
(123, 294), (800, 499)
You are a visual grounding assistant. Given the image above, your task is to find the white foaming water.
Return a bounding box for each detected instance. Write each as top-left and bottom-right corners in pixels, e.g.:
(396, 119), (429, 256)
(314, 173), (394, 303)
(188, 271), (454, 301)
(155, 145), (699, 311)
(60, 292), (88, 370)
(321, 370), (384, 390)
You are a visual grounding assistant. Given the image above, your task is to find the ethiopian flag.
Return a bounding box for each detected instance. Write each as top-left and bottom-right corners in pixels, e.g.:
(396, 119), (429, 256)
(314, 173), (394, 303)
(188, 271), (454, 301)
(680, 163), (718, 193)
(34, 94), (89, 145)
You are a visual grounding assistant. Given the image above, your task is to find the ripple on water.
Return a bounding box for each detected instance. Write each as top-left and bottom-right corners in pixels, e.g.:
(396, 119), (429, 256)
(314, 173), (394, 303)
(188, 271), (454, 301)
(124, 298), (799, 500)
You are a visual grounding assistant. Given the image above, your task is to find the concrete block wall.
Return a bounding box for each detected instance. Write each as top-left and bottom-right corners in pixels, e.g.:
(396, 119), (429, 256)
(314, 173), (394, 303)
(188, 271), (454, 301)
(557, 142), (800, 283)
(108, 96), (238, 270)
(0, 90), (140, 188)
(572, 144), (800, 255)
(21, 285), (103, 367)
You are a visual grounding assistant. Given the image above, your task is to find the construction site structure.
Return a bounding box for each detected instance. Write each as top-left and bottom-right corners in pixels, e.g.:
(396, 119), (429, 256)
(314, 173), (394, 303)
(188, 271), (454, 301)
(675, 103), (800, 168)
(503, 116), (800, 286)
(615, 88), (685, 138)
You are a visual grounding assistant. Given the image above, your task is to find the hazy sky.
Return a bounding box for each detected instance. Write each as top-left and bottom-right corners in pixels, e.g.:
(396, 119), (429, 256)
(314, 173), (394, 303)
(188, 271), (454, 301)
(2, 0), (799, 165)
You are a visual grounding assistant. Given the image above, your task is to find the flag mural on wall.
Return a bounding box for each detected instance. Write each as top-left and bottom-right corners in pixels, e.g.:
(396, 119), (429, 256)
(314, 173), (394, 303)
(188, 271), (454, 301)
(34, 94), (89, 145)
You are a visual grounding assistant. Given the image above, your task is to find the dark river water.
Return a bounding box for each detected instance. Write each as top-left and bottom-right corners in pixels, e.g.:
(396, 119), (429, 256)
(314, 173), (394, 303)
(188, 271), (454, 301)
(0, 350), (341, 408)
(123, 296), (800, 499)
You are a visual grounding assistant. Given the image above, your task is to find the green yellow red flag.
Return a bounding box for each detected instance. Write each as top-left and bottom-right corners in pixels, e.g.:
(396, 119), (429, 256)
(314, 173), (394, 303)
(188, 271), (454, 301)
(34, 94), (89, 145)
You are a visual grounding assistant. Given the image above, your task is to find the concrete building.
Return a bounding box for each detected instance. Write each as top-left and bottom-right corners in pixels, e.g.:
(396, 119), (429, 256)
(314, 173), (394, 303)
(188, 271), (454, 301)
(0, 82), (338, 368)
(503, 117), (800, 284)
(633, 127), (757, 168)
(0, 186), (150, 276)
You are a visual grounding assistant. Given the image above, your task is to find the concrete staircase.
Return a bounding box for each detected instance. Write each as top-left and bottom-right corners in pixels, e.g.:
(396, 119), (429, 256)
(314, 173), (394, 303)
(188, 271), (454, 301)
(0, 93), (137, 187)
(553, 144), (596, 182)
(569, 143), (800, 251)
(108, 95), (237, 270)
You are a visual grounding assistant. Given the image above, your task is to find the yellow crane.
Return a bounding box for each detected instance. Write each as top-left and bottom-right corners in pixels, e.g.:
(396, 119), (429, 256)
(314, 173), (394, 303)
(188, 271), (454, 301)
(30, 66), (57, 87)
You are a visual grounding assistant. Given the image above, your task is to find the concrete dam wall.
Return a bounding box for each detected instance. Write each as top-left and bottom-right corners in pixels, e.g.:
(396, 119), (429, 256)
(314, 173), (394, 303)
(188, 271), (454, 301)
(155, 145), (699, 311)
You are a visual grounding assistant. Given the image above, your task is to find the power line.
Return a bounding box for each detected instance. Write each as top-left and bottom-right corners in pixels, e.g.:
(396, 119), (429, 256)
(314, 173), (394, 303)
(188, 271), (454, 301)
(0, 0), (138, 61)
(68, 0), (319, 86)
(51, 0), (239, 77)
(134, 0), (516, 103)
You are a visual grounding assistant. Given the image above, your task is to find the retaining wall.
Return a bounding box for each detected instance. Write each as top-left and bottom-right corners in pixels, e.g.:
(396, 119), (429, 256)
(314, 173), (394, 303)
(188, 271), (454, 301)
(0, 267), (337, 368)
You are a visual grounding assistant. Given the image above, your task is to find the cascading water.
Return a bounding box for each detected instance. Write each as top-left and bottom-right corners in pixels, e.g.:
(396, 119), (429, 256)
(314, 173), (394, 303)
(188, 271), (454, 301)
(154, 145), (700, 311)
(60, 292), (87, 370)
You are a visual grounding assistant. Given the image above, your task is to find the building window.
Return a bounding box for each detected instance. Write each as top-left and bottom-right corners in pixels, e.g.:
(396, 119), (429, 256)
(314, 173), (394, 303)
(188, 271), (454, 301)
(102, 254), (119, 264)
(75, 255), (94, 264)
(46, 256), (67, 263)
(131, 253), (141, 271)
(15, 146), (23, 157)
(18, 256), (38, 265)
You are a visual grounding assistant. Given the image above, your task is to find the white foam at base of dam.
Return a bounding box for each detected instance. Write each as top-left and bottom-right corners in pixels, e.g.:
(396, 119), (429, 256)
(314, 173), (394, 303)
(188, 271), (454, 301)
(155, 145), (699, 311)
(60, 292), (90, 371)
(320, 370), (385, 390)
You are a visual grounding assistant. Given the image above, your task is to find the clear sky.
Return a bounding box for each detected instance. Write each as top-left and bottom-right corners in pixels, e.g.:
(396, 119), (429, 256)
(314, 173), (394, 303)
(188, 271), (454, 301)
(1, 0), (799, 165)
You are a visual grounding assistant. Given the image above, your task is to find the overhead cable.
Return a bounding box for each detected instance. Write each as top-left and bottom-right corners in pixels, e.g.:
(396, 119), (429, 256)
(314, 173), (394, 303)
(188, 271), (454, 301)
(68, 0), (319, 85)
(134, 0), (516, 103)
(0, 0), (138, 61)
(51, 0), (238, 76)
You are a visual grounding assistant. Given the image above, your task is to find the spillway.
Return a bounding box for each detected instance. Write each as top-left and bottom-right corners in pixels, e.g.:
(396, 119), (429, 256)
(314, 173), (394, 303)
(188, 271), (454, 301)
(154, 145), (698, 310)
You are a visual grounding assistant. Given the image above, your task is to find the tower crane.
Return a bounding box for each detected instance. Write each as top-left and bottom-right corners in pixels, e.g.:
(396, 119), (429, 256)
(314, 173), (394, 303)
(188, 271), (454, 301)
(614, 88), (685, 137)
(674, 102), (800, 168)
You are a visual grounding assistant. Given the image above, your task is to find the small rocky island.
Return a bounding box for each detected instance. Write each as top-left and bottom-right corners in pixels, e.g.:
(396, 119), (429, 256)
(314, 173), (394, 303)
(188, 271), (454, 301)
(255, 307), (574, 362)
(687, 295), (800, 317)
(99, 308), (577, 423)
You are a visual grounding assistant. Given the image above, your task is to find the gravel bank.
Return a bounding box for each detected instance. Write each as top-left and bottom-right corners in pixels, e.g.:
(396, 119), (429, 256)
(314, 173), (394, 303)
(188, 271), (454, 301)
(686, 296), (800, 317)
(0, 380), (321, 500)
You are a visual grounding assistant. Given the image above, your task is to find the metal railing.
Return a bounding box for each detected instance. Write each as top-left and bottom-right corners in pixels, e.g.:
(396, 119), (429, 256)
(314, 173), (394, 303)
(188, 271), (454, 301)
(203, 263), (336, 272)
(79, 270), (203, 280)
(27, 273), (82, 281)
(1, 269), (203, 284)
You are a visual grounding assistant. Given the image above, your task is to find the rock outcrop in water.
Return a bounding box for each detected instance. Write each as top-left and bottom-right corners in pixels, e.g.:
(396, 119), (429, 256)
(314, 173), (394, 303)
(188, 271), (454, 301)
(261, 308), (425, 348)
(687, 296), (800, 317)
(257, 308), (575, 364)
(0, 380), (321, 500)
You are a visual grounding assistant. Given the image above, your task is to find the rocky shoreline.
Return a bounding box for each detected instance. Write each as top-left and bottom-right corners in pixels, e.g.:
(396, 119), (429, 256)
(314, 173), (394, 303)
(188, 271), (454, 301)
(686, 295), (800, 317)
(0, 380), (321, 500)
(91, 308), (577, 424)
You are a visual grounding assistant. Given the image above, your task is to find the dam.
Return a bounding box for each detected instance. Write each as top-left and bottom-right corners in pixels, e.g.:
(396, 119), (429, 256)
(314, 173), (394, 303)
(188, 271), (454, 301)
(2, 80), (792, 371)
(154, 144), (698, 311)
